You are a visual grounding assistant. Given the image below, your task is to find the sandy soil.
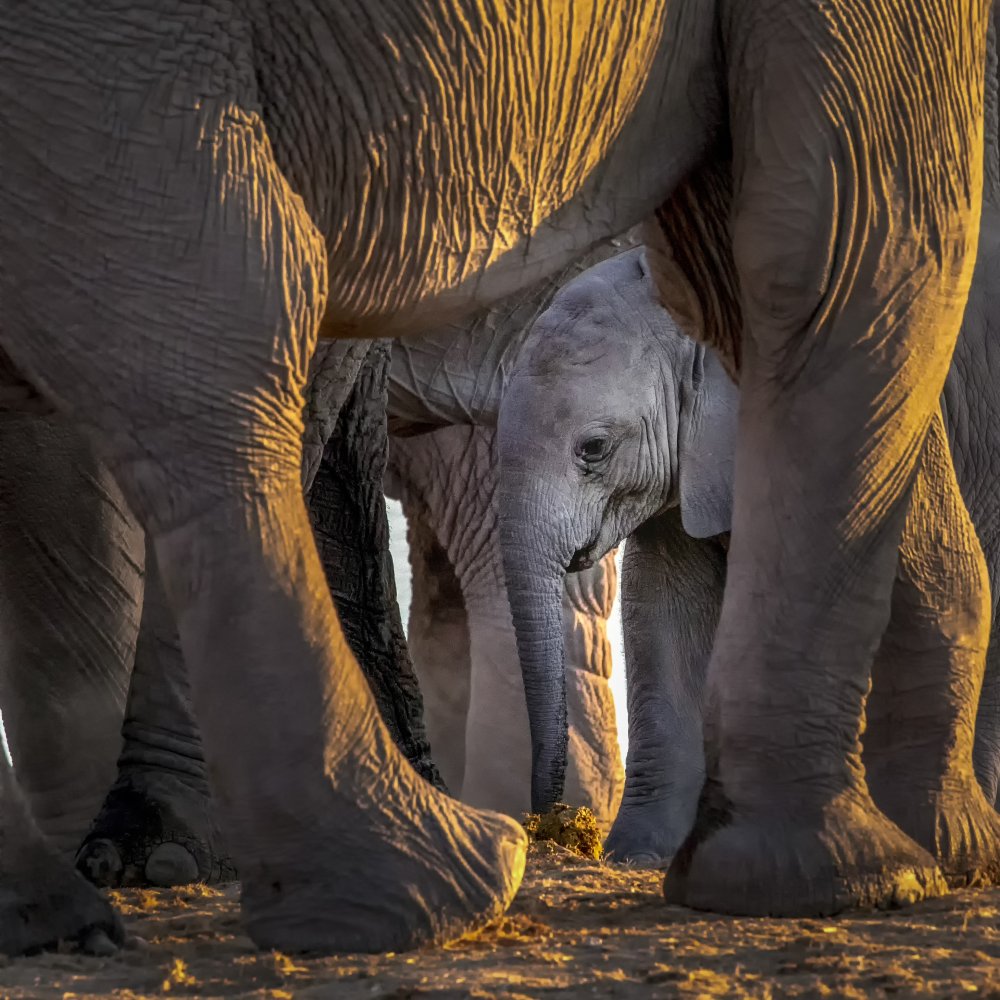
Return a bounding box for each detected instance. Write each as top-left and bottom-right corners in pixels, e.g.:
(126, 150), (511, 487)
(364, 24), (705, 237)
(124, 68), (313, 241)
(3, 846), (1000, 999)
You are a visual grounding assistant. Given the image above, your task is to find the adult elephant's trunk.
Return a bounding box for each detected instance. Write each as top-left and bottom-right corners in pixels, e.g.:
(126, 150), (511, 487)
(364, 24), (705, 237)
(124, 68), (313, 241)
(497, 480), (573, 814)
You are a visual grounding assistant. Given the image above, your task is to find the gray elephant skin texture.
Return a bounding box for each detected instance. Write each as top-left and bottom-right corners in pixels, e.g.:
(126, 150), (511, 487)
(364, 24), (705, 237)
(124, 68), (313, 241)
(0, 0), (992, 951)
(494, 238), (1000, 884)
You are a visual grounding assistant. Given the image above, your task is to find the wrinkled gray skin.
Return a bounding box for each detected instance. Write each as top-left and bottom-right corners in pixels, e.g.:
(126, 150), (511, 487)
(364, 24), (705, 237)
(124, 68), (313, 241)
(0, 343), (438, 951)
(75, 340), (444, 893)
(498, 237), (1000, 875)
(386, 426), (623, 831)
(0, 416), (141, 860)
(495, 248), (738, 863)
(385, 237), (636, 830)
(0, 0), (990, 950)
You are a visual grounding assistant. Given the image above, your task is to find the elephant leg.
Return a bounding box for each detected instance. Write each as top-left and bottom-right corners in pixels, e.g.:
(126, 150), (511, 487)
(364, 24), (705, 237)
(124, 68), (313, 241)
(394, 423), (622, 823)
(391, 427), (529, 815)
(562, 551), (624, 835)
(662, 7), (985, 915)
(76, 540), (234, 890)
(0, 747), (123, 956)
(973, 615), (1000, 806)
(605, 511), (725, 867)
(399, 500), (471, 796)
(78, 342), (441, 889)
(2, 100), (523, 952)
(307, 342), (442, 789)
(865, 410), (1000, 885)
(0, 413), (140, 856)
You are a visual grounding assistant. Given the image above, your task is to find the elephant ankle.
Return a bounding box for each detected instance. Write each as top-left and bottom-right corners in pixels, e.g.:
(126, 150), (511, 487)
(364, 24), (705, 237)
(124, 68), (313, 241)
(665, 787), (946, 916)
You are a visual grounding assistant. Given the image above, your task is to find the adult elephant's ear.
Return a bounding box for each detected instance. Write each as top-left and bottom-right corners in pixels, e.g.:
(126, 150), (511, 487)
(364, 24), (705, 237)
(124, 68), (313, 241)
(677, 345), (739, 539)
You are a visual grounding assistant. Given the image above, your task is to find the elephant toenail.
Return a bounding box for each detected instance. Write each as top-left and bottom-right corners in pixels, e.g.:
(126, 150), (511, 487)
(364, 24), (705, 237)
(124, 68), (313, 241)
(144, 843), (199, 887)
(75, 839), (124, 888)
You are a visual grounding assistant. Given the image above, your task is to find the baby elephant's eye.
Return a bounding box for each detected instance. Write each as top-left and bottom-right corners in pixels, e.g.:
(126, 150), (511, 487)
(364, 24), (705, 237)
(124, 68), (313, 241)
(575, 434), (611, 464)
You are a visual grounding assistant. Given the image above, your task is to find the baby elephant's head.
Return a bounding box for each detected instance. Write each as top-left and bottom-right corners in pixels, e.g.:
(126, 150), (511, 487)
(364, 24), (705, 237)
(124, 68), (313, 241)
(495, 246), (737, 811)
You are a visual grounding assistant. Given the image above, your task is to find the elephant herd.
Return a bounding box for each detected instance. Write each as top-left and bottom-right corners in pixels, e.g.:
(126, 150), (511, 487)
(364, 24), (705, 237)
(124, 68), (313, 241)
(2, 0), (1000, 960)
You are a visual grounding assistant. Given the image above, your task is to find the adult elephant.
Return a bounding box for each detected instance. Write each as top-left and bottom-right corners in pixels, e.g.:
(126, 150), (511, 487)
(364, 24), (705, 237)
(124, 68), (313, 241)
(495, 229), (1000, 884)
(0, 0), (989, 950)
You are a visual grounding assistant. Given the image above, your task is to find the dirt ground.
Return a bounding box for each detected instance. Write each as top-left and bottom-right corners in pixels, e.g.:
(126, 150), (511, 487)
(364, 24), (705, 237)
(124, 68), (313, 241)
(3, 845), (1000, 999)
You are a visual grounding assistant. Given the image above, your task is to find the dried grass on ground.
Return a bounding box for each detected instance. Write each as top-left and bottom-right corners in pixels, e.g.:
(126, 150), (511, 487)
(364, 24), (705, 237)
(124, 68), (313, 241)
(3, 846), (1000, 998)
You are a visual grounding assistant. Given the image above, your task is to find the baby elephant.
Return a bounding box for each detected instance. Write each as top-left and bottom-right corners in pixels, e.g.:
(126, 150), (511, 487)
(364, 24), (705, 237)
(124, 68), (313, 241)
(497, 241), (1000, 878)
(386, 424), (623, 832)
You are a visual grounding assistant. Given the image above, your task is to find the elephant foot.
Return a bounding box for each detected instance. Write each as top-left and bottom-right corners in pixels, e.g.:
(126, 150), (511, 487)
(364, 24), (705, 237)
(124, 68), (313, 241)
(75, 770), (234, 889)
(665, 785), (947, 915)
(603, 798), (691, 868)
(1, 850), (123, 956)
(239, 753), (527, 953)
(873, 778), (1000, 888)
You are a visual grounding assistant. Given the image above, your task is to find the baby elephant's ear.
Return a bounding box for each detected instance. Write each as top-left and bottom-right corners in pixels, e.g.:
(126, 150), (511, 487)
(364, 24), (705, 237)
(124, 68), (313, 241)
(678, 347), (739, 538)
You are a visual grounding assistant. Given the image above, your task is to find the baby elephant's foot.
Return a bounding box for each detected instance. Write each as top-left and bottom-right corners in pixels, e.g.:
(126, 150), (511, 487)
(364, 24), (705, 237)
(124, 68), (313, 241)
(76, 770), (235, 888)
(873, 778), (1000, 887)
(239, 751), (527, 953)
(665, 787), (947, 916)
(604, 798), (691, 868)
(1, 850), (123, 956)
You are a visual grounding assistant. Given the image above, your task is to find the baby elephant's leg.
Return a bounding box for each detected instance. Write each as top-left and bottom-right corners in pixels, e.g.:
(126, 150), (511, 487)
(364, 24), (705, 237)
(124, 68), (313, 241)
(605, 510), (724, 867)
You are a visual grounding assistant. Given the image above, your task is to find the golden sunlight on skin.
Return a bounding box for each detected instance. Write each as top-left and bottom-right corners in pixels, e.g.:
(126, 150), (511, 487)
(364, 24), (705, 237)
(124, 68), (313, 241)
(322, 1), (676, 330)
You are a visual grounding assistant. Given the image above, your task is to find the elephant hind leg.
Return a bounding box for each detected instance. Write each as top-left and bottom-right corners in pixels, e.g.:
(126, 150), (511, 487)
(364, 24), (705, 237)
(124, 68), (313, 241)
(0, 413), (139, 857)
(865, 411), (1000, 887)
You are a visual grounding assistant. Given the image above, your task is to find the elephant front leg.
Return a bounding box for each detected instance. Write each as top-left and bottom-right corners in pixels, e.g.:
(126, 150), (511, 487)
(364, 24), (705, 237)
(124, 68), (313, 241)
(4, 98), (525, 952)
(865, 410), (1000, 886)
(661, 3), (988, 915)
(604, 511), (724, 868)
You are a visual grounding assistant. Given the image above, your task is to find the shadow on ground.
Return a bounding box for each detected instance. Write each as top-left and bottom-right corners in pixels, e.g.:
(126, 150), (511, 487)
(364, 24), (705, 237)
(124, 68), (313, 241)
(3, 845), (1000, 998)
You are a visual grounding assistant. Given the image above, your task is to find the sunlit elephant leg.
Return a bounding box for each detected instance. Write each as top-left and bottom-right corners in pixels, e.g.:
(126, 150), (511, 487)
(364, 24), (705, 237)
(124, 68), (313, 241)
(661, 5), (986, 915)
(865, 410), (1000, 885)
(4, 100), (524, 952)
(604, 510), (724, 867)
